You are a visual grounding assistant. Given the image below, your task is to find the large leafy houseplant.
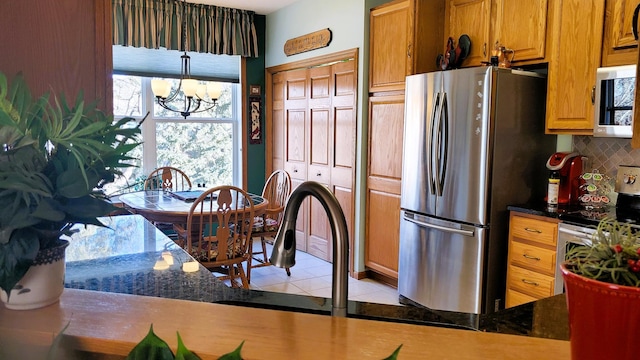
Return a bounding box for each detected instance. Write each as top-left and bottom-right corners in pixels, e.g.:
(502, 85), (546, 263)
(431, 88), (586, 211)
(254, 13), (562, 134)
(0, 72), (141, 298)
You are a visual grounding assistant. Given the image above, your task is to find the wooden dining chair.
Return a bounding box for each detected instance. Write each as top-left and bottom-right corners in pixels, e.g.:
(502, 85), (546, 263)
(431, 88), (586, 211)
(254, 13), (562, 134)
(247, 170), (292, 283)
(144, 166), (193, 238)
(144, 166), (192, 191)
(173, 186), (255, 288)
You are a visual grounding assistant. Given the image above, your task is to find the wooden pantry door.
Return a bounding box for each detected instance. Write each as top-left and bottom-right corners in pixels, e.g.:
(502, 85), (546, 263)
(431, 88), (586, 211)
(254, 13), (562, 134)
(266, 49), (357, 270)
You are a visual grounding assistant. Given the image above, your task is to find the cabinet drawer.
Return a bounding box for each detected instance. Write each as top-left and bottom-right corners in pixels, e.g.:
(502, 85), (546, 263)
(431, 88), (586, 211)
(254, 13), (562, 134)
(307, 164), (330, 184)
(507, 265), (555, 299)
(509, 241), (556, 276)
(285, 162), (307, 180)
(510, 216), (557, 247)
(506, 289), (538, 308)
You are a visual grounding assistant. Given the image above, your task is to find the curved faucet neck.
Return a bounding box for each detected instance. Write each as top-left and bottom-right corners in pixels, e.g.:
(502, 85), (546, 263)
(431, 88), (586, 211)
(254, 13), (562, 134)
(269, 181), (349, 317)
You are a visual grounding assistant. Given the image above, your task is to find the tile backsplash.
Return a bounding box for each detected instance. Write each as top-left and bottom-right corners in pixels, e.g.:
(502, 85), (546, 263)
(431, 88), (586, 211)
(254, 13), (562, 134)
(573, 136), (640, 179)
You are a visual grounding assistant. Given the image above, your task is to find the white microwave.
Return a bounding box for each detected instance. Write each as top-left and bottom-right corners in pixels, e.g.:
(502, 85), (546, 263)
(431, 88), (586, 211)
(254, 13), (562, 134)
(593, 65), (636, 138)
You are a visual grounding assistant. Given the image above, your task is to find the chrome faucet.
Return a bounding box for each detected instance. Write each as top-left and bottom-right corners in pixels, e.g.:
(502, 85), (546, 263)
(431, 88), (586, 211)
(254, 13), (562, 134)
(269, 181), (349, 317)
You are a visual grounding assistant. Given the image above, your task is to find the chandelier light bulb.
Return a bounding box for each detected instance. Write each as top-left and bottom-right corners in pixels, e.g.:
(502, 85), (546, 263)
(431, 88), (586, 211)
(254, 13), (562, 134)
(196, 83), (207, 99)
(207, 82), (222, 100)
(182, 79), (198, 97)
(151, 79), (171, 98)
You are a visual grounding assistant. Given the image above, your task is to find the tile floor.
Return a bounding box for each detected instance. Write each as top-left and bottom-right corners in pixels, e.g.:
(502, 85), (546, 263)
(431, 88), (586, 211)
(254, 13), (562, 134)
(243, 239), (402, 306)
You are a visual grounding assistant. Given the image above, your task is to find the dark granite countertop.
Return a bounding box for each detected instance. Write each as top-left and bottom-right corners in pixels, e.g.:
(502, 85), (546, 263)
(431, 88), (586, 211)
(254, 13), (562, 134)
(64, 214), (569, 341)
(508, 202), (617, 228)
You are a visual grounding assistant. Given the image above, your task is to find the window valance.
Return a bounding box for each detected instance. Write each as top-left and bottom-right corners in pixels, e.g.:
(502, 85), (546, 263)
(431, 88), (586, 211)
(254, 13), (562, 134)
(112, 0), (259, 57)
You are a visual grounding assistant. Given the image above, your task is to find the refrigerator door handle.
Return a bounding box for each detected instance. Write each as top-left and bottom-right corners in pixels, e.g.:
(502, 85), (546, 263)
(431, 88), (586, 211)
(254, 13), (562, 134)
(434, 92), (449, 196)
(427, 92), (440, 195)
(402, 213), (475, 237)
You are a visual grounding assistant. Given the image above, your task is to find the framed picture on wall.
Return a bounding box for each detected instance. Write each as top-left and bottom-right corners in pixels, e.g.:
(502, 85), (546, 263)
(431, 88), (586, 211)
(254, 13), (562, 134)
(249, 96), (261, 144)
(250, 85), (261, 96)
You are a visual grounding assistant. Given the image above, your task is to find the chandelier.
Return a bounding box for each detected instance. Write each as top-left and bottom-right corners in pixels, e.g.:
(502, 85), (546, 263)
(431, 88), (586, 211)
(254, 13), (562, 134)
(151, 0), (222, 119)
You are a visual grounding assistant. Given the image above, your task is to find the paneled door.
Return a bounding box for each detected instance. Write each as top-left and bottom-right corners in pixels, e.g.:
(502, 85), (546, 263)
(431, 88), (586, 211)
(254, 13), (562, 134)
(267, 50), (358, 266)
(283, 68), (310, 252)
(330, 60), (357, 264)
(365, 94), (405, 280)
(307, 66), (332, 260)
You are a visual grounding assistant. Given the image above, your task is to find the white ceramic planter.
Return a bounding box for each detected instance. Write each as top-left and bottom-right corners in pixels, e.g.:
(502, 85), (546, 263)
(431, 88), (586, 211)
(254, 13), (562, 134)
(0, 240), (69, 310)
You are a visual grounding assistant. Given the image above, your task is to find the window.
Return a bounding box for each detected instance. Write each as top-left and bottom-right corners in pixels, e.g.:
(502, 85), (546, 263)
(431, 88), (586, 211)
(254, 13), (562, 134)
(107, 74), (241, 196)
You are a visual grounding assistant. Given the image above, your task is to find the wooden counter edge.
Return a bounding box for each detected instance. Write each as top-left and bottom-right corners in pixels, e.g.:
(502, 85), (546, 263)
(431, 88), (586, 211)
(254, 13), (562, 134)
(0, 289), (570, 360)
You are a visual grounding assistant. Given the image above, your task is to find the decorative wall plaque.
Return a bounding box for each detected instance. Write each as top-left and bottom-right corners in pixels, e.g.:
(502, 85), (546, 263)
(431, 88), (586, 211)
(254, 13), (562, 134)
(284, 28), (332, 56)
(249, 96), (261, 144)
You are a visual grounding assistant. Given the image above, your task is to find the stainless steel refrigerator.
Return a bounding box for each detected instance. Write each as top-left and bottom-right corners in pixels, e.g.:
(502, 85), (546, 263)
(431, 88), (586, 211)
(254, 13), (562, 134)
(398, 66), (556, 314)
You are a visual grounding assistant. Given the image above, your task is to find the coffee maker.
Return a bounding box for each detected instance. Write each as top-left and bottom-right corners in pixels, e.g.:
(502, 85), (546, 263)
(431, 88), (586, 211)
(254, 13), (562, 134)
(545, 152), (584, 205)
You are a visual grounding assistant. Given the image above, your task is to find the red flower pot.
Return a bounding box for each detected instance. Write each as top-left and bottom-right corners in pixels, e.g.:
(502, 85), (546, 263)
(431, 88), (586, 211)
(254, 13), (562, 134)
(561, 263), (640, 359)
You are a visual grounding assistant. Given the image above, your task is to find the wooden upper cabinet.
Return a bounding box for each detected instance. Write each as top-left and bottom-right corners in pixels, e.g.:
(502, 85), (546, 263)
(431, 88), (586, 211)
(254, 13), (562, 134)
(0, 0), (112, 112)
(492, 0), (549, 64)
(602, 0), (639, 67)
(444, 0), (491, 67)
(445, 0), (549, 67)
(545, 0), (605, 134)
(369, 0), (444, 93)
(369, 0), (413, 92)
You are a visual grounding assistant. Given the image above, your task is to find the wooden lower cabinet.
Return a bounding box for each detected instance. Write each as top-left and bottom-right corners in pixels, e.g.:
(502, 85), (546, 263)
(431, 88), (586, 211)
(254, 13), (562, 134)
(505, 212), (559, 308)
(365, 189), (401, 277)
(365, 94), (406, 280)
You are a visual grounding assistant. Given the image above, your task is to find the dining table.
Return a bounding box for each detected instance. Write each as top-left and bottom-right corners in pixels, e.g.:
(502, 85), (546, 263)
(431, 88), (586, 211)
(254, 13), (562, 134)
(118, 189), (269, 225)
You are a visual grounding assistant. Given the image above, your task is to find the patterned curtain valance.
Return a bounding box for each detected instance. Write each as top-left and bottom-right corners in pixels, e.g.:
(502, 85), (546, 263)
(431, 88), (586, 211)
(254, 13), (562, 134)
(112, 0), (259, 57)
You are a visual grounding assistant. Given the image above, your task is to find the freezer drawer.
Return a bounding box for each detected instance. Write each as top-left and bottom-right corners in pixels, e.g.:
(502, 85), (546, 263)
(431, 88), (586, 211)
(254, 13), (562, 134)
(398, 210), (487, 314)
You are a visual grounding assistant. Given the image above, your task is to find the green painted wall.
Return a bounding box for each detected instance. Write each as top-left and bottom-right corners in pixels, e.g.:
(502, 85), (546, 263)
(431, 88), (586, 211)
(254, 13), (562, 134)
(245, 14), (267, 195)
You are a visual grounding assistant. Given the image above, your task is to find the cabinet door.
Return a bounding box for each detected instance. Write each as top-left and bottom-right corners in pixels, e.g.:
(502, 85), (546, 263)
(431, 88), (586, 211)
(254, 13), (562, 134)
(331, 60), (357, 270)
(0, 0), (112, 111)
(307, 66), (332, 261)
(283, 68), (308, 179)
(365, 94), (405, 279)
(445, 0), (491, 67)
(545, 0), (604, 134)
(602, 0), (639, 66)
(493, 0), (548, 63)
(308, 66), (332, 185)
(369, 0), (413, 92)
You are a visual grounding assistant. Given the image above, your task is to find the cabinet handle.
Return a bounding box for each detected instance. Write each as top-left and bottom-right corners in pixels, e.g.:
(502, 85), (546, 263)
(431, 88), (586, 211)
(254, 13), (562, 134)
(293, 169), (298, 173)
(483, 43), (487, 57)
(524, 227), (542, 234)
(591, 86), (595, 104)
(407, 44), (412, 58)
(316, 172), (322, 177)
(522, 254), (541, 261)
(521, 279), (539, 286)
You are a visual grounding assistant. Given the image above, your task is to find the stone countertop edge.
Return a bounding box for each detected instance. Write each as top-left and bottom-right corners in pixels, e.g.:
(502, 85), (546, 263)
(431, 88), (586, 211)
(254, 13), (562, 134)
(0, 289), (571, 360)
(62, 214), (568, 342)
